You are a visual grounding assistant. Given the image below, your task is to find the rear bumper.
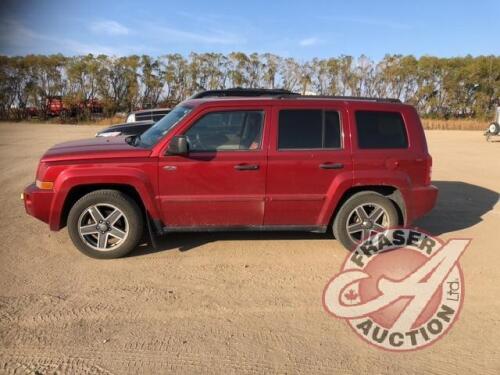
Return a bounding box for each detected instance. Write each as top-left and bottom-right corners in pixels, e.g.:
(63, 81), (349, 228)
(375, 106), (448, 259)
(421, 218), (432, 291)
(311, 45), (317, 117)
(23, 183), (55, 226)
(407, 184), (438, 224)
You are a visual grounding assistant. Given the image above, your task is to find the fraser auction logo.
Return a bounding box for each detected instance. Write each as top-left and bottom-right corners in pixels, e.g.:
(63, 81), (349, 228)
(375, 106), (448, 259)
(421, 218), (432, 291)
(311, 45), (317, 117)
(323, 228), (470, 351)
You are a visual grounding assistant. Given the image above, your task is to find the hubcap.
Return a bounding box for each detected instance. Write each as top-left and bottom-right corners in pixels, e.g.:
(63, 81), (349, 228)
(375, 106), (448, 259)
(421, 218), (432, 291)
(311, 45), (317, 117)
(78, 204), (129, 251)
(346, 203), (389, 244)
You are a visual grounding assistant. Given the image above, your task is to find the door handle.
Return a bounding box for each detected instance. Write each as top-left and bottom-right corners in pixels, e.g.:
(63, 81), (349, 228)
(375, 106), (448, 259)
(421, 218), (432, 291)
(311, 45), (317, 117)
(319, 162), (344, 170)
(234, 164), (259, 171)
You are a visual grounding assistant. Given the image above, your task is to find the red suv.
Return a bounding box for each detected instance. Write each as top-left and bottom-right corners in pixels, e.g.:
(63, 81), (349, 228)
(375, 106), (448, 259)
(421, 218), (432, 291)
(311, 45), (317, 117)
(23, 89), (438, 258)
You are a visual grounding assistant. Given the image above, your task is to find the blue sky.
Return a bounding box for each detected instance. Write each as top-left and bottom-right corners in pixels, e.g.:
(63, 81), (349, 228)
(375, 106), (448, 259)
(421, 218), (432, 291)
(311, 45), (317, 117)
(0, 0), (498, 60)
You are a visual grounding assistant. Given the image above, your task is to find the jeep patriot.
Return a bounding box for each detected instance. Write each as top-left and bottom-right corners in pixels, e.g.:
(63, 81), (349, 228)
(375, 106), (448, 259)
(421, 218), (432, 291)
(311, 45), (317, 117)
(23, 88), (438, 258)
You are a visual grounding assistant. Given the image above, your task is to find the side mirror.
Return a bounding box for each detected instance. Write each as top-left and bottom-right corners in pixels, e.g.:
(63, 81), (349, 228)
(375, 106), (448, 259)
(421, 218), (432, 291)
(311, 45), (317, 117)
(167, 135), (189, 155)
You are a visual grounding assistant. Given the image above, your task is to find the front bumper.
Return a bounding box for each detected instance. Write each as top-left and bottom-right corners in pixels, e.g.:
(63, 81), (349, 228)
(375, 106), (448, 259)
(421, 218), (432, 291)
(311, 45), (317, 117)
(407, 184), (438, 224)
(23, 183), (55, 225)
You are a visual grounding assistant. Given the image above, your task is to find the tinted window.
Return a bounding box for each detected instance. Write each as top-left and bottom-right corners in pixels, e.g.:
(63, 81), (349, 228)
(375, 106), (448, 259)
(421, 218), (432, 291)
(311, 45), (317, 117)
(136, 113), (152, 121)
(356, 111), (408, 149)
(324, 111), (341, 148)
(185, 111), (264, 151)
(278, 110), (341, 149)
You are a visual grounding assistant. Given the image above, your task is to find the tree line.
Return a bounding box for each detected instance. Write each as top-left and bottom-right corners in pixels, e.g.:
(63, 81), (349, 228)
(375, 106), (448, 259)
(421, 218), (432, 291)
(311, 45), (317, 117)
(0, 53), (498, 121)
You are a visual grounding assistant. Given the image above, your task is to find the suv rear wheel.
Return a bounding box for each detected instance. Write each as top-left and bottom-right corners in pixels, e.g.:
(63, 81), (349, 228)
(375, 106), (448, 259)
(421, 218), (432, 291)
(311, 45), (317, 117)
(67, 190), (143, 259)
(333, 191), (399, 250)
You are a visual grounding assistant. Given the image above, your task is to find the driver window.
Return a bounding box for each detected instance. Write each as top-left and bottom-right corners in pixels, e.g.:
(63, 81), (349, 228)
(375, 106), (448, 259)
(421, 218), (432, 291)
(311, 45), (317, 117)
(185, 110), (264, 152)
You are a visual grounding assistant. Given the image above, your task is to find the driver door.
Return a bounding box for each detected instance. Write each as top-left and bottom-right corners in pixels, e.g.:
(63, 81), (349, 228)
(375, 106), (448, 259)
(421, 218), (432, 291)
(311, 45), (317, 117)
(158, 106), (270, 228)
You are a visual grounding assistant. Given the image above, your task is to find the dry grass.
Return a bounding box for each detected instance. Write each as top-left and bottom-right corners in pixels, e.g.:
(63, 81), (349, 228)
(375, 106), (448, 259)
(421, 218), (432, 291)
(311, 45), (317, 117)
(93, 115), (126, 126)
(12, 115), (488, 131)
(95, 116), (487, 131)
(422, 119), (487, 131)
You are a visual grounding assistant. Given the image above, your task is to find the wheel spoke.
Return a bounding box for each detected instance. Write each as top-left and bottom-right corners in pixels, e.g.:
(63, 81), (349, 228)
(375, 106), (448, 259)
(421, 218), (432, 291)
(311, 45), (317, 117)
(369, 207), (385, 222)
(373, 223), (387, 232)
(105, 209), (122, 225)
(355, 206), (369, 221)
(108, 226), (126, 240)
(88, 206), (105, 223)
(361, 229), (371, 241)
(97, 232), (108, 249)
(80, 224), (98, 235)
(347, 222), (364, 234)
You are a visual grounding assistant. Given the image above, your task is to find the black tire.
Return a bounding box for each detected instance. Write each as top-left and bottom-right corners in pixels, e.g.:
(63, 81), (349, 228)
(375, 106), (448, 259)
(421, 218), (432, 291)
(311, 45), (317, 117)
(332, 191), (399, 251)
(67, 189), (143, 259)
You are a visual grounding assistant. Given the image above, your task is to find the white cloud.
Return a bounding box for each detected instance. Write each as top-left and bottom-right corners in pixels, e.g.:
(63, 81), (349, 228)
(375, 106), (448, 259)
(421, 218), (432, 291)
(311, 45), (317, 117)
(299, 37), (320, 47)
(0, 19), (122, 55)
(90, 20), (129, 36)
(149, 24), (244, 45)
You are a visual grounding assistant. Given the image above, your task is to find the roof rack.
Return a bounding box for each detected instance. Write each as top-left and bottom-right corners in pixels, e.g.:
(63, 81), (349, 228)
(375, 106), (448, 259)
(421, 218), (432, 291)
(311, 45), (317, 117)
(189, 88), (401, 103)
(296, 95), (402, 103)
(190, 88), (300, 99)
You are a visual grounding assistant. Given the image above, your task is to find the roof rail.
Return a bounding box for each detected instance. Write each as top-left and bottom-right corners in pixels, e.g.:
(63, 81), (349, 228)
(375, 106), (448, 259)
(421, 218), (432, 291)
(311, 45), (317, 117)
(190, 87), (300, 99)
(189, 88), (401, 103)
(296, 95), (402, 103)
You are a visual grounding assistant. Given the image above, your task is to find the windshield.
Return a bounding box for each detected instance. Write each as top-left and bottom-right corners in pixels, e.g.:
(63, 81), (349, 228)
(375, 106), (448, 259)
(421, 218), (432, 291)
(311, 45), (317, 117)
(137, 105), (192, 148)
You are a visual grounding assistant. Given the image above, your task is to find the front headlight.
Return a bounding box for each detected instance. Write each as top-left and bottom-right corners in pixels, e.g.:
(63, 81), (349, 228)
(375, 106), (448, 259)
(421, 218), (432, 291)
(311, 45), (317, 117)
(35, 161), (53, 189)
(96, 131), (122, 137)
(36, 161), (48, 181)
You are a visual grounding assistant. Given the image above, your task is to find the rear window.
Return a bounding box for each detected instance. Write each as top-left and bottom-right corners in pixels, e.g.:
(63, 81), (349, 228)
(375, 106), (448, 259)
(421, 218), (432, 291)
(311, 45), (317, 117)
(136, 112), (152, 121)
(356, 111), (408, 149)
(278, 110), (341, 149)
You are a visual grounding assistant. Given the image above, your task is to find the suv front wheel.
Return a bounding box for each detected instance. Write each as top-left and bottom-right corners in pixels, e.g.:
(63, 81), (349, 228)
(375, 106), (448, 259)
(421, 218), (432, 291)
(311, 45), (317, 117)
(333, 191), (399, 250)
(67, 190), (144, 259)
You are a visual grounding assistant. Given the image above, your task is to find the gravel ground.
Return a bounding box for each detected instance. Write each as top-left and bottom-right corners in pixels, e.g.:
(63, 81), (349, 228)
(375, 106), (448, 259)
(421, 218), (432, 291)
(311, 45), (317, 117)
(0, 123), (499, 374)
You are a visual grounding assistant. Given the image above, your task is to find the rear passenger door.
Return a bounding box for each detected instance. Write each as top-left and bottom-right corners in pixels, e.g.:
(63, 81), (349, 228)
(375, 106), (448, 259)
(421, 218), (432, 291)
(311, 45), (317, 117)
(264, 105), (353, 226)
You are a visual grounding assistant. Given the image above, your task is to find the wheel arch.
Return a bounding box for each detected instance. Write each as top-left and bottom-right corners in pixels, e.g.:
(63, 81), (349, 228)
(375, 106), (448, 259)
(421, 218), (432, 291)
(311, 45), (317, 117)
(59, 184), (147, 229)
(48, 166), (161, 231)
(327, 185), (407, 228)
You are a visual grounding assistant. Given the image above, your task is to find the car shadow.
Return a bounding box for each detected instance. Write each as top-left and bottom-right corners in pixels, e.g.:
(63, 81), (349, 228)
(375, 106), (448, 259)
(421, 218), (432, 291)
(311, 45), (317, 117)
(130, 231), (331, 257)
(414, 180), (498, 235)
(129, 180), (498, 257)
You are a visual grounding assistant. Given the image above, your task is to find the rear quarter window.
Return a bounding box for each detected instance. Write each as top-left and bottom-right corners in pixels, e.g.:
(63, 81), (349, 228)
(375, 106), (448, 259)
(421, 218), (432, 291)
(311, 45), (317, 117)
(356, 111), (408, 149)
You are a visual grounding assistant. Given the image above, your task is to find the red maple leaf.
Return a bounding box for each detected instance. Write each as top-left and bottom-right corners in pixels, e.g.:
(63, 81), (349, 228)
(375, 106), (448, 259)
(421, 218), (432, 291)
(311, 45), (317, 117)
(344, 289), (359, 301)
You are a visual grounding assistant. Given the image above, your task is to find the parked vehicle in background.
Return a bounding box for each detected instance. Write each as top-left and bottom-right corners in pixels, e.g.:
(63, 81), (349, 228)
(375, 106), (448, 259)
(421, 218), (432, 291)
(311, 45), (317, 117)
(126, 108), (171, 123)
(23, 88), (437, 259)
(484, 106), (500, 141)
(27, 96), (103, 119)
(96, 120), (155, 137)
(46, 96), (103, 118)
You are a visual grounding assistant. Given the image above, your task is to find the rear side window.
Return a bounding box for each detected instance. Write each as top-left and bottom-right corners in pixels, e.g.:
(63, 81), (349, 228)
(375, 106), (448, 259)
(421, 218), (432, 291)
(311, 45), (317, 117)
(356, 111), (408, 149)
(278, 110), (341, 149)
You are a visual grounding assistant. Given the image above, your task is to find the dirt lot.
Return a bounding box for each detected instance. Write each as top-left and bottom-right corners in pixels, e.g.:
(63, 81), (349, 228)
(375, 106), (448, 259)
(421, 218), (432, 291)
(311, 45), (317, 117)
(0, 123), (499, 374)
